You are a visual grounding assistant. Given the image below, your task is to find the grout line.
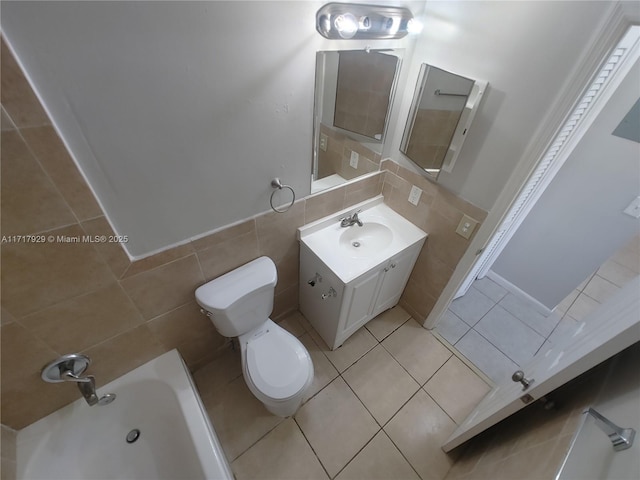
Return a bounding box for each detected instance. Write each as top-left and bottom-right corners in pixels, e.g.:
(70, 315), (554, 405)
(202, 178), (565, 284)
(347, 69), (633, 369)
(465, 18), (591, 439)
(379, 421), (425, 480)
(430, 330), (495, 387)
(420, 385), (461, 427)
(292, 416), (332, 479)
(15, 126), (85, 227)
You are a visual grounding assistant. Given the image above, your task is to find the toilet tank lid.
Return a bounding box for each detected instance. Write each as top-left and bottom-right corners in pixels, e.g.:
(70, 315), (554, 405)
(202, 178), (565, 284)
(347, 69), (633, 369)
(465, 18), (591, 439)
(195, 256), (277, 311)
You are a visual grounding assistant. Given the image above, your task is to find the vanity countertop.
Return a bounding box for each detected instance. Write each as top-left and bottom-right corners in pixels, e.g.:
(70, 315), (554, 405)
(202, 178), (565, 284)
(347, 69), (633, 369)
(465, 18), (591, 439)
(297, 196), (427, 283)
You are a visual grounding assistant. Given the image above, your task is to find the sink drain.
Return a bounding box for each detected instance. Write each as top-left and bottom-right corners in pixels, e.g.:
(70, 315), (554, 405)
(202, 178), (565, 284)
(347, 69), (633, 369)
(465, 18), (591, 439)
(352, 241), (361, 248)
(126, 429), (141, 444)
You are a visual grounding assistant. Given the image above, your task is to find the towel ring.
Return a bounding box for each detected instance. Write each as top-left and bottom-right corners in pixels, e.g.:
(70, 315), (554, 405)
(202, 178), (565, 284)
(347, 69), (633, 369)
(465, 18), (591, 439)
(270, 178), (296, 213)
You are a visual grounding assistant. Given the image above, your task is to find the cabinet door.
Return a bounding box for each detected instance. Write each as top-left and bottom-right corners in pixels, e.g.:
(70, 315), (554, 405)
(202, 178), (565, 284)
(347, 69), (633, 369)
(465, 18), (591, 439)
(373, 247), (418, 317)
(343, 267), (384, 331)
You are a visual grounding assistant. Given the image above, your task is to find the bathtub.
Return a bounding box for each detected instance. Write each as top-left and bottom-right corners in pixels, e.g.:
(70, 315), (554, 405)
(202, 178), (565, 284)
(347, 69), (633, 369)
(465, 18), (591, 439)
(16, 350), (233, 480)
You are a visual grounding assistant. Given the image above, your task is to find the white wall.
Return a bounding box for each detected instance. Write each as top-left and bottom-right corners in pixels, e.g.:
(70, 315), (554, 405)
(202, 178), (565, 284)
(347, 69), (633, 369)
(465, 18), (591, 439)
(1, 1), (617, 256)
(1, 0), (421, 257)
(386, 0), (616, 211)
(492, 57), (640, 309)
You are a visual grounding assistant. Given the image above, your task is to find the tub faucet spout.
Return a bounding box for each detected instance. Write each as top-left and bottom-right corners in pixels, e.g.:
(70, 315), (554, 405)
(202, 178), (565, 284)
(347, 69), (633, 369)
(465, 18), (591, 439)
(63, 371), (100, 406)
(41, 353), (116, 407)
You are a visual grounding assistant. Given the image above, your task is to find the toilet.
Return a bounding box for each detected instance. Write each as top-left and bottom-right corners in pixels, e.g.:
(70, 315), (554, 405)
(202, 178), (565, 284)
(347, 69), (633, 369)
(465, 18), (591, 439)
(195, 256), (314, 417)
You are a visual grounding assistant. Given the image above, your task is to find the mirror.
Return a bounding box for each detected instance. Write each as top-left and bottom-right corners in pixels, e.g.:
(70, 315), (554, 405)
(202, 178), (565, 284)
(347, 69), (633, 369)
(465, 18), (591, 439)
(312, 49), (402, 193)
(401, 64), (487, 179)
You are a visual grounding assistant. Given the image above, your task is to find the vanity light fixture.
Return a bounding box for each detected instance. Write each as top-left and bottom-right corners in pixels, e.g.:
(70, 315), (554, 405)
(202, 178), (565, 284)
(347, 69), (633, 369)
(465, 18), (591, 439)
(316, 3), (418, 40)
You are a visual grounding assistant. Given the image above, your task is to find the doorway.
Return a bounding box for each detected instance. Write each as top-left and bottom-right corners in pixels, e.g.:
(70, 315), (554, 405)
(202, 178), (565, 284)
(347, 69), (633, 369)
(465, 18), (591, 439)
(435, 236), (640, 382)
(431, 25), (640, 383)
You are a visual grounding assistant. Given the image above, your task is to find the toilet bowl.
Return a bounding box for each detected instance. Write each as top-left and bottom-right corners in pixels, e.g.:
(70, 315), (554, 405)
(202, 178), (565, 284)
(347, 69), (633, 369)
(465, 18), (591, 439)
(195, 256), (313, 417)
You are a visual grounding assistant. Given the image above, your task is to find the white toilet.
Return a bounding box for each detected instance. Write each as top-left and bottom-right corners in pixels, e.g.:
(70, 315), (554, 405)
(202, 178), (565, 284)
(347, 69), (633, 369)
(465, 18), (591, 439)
(195, 256), (314, 417)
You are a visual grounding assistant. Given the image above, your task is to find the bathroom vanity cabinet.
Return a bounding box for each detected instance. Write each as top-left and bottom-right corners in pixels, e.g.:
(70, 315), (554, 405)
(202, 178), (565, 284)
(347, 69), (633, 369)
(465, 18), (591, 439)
(297, 196), (427, 350)
(299, 239), (423, 350)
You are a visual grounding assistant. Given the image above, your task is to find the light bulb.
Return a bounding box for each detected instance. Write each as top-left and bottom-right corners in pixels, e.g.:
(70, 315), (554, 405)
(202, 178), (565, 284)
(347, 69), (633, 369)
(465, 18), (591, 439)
(407, 18), (423, 34)
(334, 13), (358, 39)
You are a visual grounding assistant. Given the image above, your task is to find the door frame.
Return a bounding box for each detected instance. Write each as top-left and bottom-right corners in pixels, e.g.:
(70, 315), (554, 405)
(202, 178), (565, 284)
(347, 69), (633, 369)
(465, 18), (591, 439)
(424, 2), (640, 329)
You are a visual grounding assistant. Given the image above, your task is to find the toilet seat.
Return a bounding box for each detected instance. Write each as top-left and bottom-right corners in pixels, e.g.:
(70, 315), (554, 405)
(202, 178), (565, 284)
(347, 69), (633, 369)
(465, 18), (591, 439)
(244, 325), (310, 401)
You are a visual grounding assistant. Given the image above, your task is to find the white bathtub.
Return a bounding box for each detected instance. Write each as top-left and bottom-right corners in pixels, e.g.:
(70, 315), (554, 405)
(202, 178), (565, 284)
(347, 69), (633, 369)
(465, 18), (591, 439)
(17, 350), (233, 480)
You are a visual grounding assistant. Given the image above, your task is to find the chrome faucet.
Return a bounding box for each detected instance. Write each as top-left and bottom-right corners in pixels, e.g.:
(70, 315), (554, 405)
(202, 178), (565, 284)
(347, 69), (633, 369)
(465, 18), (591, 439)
(340, 210), (363, 228)
(62, 370), (101, 406)
(41, 354), (116, 406)
(583, 407), (636, 451)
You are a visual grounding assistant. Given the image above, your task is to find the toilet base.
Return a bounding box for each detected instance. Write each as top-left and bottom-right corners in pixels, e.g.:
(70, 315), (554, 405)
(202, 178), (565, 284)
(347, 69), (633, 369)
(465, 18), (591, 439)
(261, 394), (304, 418)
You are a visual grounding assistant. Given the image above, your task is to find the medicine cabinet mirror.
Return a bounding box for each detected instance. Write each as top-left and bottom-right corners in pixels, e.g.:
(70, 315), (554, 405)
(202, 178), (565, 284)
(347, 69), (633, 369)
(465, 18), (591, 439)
(401, 63), (487, 180)
(312, 49), (403, 194)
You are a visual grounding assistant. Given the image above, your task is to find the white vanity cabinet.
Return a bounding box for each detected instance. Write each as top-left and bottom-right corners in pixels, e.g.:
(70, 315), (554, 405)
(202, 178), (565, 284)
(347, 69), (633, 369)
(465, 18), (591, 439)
(297, 196), (427, 350)
(299, 240), (423, 350)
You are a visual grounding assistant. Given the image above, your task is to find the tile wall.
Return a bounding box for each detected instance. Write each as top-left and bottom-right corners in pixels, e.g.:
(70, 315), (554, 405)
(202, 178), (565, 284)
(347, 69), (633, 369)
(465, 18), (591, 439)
(334, 50), (397, 139)
(381, 160), (488, 321)
(1, 35), (487, 431)
(404, 109), (461, 170)
(317, 122), (382, 180)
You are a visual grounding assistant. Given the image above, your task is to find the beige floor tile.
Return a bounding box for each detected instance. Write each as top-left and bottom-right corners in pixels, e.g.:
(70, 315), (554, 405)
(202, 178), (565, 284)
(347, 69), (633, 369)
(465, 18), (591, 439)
(566, 293), (600, 321)
(202, 376), (284, 461)
(582, 274), (620, 304)
(385, 390), (459, 480)
(232, 418), (328, 480)
(277, 310), (307, 337)
(576, 272), (595, 291)
(343, 345), (419, 425)
(365, 306), (411, 341)
(315, 326), (378, 373)
(298, 333), (339, 402)
(297, 311), (314, 332)
(336, 430), (419, 480)
(295, 377), (379, 477)
(382, 319), (452, 385)
(611, 239), (640, 273)
(424, 356), (491, 424)
(597, 259), (638, 288)
(554, 289), (580, 315)
(193, 347), (243, 398)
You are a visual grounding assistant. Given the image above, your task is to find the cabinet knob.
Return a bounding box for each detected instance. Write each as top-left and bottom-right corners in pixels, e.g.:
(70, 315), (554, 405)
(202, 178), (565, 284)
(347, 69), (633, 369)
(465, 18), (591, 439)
(512, 370), (534, 390)
(391, 263), (396, 268)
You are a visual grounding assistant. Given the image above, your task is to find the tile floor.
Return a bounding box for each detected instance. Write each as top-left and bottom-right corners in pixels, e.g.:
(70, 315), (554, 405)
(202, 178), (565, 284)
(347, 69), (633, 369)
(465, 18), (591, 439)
(436, 234), (640, 384)
(193, 306), (492, 480)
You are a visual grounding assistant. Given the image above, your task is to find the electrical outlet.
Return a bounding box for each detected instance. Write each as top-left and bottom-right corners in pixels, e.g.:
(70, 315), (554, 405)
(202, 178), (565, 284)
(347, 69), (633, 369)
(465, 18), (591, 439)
(455, 214), (479, 239)
(349, 151), (359, 168)
(408, 185), (422, 206)
(319, 133), (328, 152)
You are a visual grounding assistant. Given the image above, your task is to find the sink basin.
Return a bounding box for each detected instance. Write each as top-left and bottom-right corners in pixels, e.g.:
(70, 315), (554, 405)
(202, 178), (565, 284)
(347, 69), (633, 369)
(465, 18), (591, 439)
(297, 196), (428, 283)
(339, 222), (393, 257)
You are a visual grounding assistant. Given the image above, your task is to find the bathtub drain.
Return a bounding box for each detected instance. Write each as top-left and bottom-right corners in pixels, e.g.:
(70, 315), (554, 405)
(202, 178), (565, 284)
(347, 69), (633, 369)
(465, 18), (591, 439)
(126, 429), (141, 444)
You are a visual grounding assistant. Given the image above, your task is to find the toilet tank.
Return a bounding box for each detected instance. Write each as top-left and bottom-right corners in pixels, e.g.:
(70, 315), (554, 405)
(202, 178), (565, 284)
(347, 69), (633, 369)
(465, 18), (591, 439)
(195, 257), (277, 337)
